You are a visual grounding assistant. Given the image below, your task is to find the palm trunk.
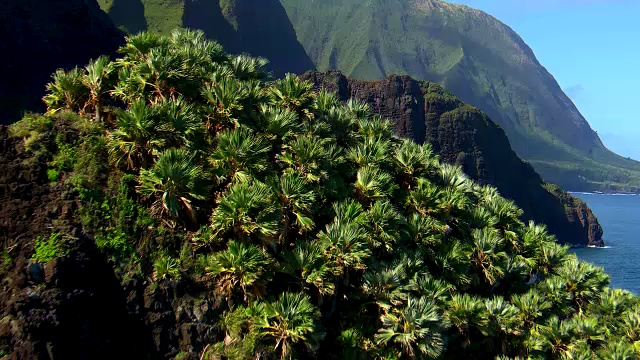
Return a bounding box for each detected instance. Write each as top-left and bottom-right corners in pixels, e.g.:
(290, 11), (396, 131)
(96, 100), (103, 123)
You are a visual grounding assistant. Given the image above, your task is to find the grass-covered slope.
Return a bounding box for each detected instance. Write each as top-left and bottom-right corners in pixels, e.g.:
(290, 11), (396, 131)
(278, 0), (640, 192)
(2, 30), (640, 359)
(97, 0), (315, 77)
(302, 70), (604, 247)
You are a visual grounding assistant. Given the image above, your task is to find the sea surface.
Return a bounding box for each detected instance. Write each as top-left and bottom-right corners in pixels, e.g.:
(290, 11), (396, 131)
(571, 193), (640, 294)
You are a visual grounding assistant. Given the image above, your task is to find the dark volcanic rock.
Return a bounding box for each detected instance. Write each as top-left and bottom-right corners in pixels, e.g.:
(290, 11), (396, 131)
(0, 0), (124, 124)
(0, 124), (219, 359)
(302, 70), (604, 246)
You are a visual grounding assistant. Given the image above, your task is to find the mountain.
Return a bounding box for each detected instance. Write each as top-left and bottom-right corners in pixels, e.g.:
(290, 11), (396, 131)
(302, 71), (603, 247)
(94, 0), (640, 192)
(0, 32), (635, 358)
(277, 0), (640, 192)
(96, 0), (314, 76)
(0, 0), (124, 124)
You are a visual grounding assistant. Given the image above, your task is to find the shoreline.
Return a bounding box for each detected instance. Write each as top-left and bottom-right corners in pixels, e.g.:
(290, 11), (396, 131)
(569, 191), (639, 196)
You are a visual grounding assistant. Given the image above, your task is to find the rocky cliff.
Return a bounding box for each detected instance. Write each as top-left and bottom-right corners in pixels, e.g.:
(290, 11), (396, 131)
(280, 0), (640, 192)
(301, 71), (604, 247)
(0, 0), (123, 124)
(0, 123), (216, 359)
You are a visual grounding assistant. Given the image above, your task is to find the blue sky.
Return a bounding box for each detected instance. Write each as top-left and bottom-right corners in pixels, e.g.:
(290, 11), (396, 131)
(451, 0), (640, 160)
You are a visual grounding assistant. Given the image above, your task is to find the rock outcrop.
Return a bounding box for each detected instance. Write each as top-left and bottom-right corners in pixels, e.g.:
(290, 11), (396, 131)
(0, 124), (218, 359)
(301, 70), (604, 246)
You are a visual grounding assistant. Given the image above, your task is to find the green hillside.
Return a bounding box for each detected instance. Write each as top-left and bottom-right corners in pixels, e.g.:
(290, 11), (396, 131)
(96, 0), (315, 76)
(95, 0), (640, 192)
(2, 30), (640, 359)
(277, 0), (640, 192)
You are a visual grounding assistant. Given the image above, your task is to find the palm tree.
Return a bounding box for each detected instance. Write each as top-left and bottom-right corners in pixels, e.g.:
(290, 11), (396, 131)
(154, 96), (203, 149)
(270, 74), (315, 117)
(403, 213), (446, 248)
(365, 199), (404, 252)
(118, 32), (168, 63)
(432, 241), (473, 287)
(271, 172), (317, 238)
(230, 54), (270, 81)
(556, 256), (609, 313)
(354, 165), (397, 204)
(313, 89), (341, 115)
(153, 252), (181, 281)
(278, 134), (340, 183)
(325, 106), (358, 145)
(408, 178), (443, 216)
(280, 240), (334, 297)
(43, 68), (89, 113)
(375, 296), (445, 359)
(394, 140), (436, 188)
(355, 114), (394, 140)
(206, 241), (273, 301)
(82, 56), (113, 122)
(202, 77), (248, 127)
(210, 179), (280, 244)
(138, 148), (208, 222)
(108, 100), (164, 170)
(254, 292), (322, 359)
(510, 290), (552, 327)
(256, 105), (301, 141)
(318, 220), (370, 280)
(409, 275), (454, 307)
(596, 342), (636, 360)
(479, 297), (524, 354)
(361, 267), (407, 313)
(446, 293), (484, 347)
(348, 135), (391, 168)
(470, 228), (508, 286)
(209, 127), (271, 182)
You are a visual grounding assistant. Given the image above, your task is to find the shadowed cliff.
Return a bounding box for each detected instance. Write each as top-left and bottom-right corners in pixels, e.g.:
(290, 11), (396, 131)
(0, 0), (123, 124)
(302, 70), (603, 246)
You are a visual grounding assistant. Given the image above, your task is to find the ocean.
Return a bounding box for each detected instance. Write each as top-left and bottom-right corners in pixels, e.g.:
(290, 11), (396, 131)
(571, 193), (640, 294)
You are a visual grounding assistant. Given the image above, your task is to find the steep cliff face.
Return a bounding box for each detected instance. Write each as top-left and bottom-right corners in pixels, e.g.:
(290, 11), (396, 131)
(0, 0), (123, 124)
(281, 0), (640, 192)
(301, 71), (603, 246)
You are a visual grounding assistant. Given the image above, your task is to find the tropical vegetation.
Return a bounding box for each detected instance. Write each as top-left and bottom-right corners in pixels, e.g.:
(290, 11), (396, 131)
(96, 0), (640, 192)
(14, 29), (640, 359)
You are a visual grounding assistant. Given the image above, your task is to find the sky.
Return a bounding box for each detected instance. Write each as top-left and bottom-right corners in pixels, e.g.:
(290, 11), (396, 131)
(450, 0), (640, 160)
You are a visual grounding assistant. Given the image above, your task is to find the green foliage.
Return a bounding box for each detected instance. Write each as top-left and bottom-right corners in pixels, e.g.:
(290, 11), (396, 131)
(8, 114), (52, 151)
(1, 249), (12, 268)
(34, 30), (640, 359)
(47, 168), (60, 182)
(153, 252), (181, 281)
(31, 233), (63, 263)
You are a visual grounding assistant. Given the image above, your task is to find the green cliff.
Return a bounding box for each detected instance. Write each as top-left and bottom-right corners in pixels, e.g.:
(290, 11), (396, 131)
(278, 0), (640, 192)
(302, 70), (604, 247)
(97, 0), (314, 76)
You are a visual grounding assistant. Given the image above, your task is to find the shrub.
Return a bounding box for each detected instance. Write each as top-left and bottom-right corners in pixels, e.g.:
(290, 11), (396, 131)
(8, 114), (52, 151)
(153, 253), (181, 282)
(31, 233), (62, 263)
(47, 168), (61, 182)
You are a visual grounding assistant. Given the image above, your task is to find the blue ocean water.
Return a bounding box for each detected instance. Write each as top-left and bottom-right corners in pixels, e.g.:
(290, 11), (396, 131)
(571, 193), (640, 294)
